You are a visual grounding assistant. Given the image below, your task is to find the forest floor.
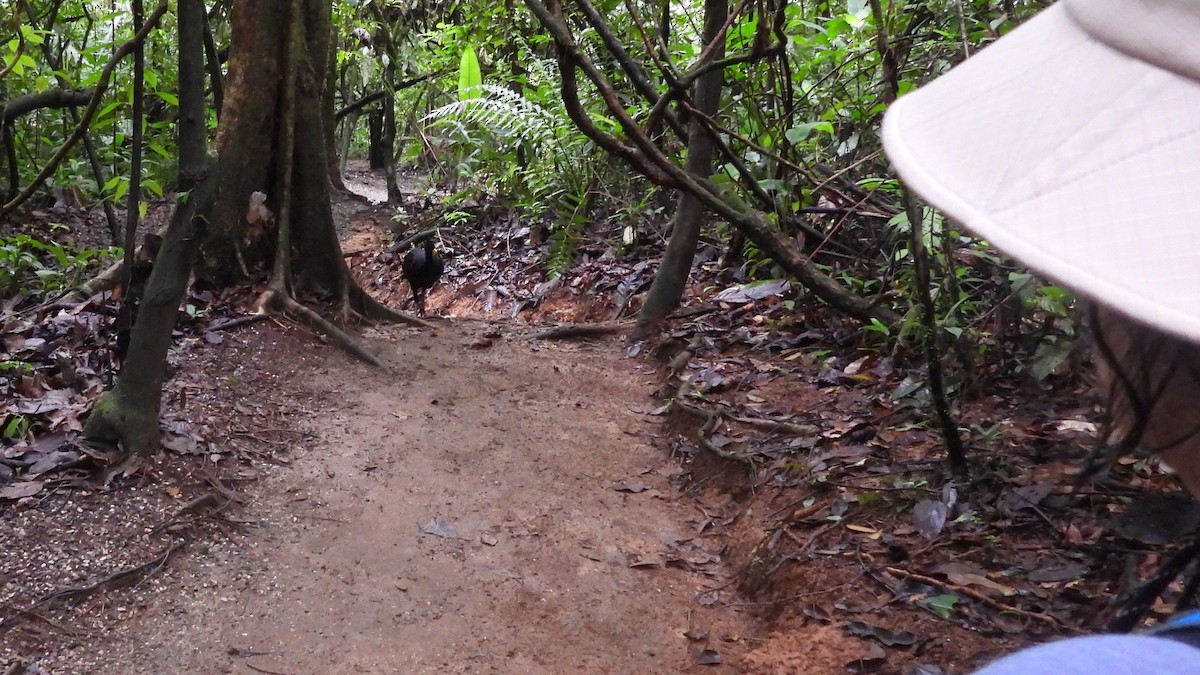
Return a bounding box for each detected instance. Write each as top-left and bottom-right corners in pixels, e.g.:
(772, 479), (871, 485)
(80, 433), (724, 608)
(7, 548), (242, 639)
(3, 164), (1195, 674)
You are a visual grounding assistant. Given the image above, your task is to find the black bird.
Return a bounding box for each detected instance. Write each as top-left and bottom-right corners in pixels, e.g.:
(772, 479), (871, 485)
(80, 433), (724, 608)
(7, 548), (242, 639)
(402, 237), (444, 316)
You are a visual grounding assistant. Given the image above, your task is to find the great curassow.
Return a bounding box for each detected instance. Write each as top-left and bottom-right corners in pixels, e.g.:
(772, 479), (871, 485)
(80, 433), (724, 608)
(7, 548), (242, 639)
(402, 237), (444, 316)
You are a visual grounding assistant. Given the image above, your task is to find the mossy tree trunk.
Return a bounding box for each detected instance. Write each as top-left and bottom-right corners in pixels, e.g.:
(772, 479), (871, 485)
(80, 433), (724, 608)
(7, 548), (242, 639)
(84, 0), (212, 453)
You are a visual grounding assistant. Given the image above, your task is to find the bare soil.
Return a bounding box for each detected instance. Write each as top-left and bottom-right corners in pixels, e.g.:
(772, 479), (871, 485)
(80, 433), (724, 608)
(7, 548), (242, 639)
(3, 322), (757, 674)
(171, 321), (757, 673)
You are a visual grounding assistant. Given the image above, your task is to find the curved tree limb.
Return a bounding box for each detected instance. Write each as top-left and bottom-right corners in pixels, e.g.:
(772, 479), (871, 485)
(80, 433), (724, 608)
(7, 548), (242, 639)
(0, 0), (169, 218)
(524, 0), (900, 329)
(572, 0), (687, 141)
(335, 72), (443, 121)
(0, 88), (91, 122)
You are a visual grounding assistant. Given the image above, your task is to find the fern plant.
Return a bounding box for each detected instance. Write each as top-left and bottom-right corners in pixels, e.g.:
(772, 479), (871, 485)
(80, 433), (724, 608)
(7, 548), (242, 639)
(424, 82), (599, 216)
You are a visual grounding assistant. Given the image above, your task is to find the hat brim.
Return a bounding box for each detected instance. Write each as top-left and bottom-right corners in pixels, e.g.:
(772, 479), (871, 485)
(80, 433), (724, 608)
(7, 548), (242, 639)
(883, 2), (1200, 343)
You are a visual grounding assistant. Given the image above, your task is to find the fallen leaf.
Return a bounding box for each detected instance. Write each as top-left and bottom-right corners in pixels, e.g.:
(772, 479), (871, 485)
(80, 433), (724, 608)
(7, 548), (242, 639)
(27, 450), (80, 476)
(913, 500), (948, 539)
(420, 518), (461, 539)
(0, 481), (43, 500)
(846, 620), (919, 647)
(628, 555), (662, 569)
(612, 481), (649, 493)
(846, 642), (887, 673)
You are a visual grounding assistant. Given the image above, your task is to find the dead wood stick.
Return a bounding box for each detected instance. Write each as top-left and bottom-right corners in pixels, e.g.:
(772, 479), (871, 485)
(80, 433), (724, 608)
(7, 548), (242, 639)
(883, 565), (1068, 630)
(389, 227), (439, 253)
(245, 663), (292, 675)
(666, 304), (720, 321)
(732, 415), (820, 435)
(150, 493), (229, 534)
(0, 602), (90, 637)
(31, 540), (187, 610)
(672, 398), (755, 465)
(521, 321), (634, 340)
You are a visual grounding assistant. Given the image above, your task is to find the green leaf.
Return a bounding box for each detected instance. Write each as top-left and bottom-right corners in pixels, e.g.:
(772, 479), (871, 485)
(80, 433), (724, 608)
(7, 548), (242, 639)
(785, 122), (833, 143)
(917, 594), (961, 619)
(757, 178), (789, 193)
(458, 47), (482, 101)
(863, 318), (890, 336)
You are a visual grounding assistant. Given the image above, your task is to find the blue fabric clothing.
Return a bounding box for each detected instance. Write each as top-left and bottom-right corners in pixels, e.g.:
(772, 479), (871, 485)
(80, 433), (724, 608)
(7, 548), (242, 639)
(975, 634), (1200, 674)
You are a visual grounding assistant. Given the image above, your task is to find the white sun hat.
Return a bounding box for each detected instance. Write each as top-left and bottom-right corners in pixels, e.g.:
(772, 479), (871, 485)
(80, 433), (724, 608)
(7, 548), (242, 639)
(882, 0), (1200, 344)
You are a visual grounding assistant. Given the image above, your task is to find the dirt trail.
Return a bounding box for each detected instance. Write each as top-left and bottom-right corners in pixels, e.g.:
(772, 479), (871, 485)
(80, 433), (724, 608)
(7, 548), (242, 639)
(112, 322), (751, 673)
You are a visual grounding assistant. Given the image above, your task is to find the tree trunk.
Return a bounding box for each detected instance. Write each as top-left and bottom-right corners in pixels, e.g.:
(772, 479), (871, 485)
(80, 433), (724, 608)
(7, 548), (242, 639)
(633, 0), (727, 340)
(368, 110), (386, 169)
(196, 0), (347, 295)
(382, 68), (400, 202)
(323, 38), (347, 192)
(86, 0), (383, 453)
(84, 0), (211, 453)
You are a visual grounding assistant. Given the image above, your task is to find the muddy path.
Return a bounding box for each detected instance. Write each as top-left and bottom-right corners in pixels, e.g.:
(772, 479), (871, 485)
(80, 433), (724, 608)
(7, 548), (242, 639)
(79, 322), (751, 673)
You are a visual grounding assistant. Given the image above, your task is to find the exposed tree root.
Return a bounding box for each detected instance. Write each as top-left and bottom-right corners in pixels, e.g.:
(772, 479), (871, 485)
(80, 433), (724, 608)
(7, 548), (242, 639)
(349, 284), (431, 327)
(208, 312), (277, 332)
(258, 288), (385, 368)
(672, 397), (756, 466)
(0, 603), (89, 638)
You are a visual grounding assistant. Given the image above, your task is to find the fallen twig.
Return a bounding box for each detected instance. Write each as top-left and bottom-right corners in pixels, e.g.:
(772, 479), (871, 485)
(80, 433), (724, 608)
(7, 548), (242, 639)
(150, 492), (230, 534)
(31, 540), (187, 610)
(0, 602), (91, 637)
(389, 227), (440, 253)
(732, 415), (819, 436)
(884, 565), (1069, 630)
(245, 663), (292, 675)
